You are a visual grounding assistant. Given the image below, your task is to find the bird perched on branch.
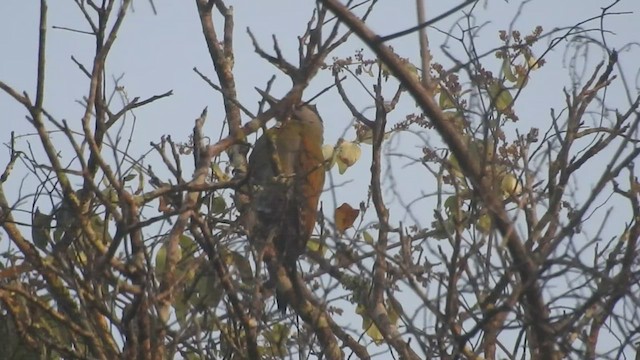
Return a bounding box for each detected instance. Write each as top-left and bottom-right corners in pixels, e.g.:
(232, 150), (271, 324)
(243, 89), (325, 312)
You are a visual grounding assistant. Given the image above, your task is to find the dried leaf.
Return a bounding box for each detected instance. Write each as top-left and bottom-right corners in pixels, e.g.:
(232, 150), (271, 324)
(335, 203), (359, 234)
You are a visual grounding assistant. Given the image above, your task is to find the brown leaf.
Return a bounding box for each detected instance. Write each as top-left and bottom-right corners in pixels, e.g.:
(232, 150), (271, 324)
(335, 203), (359, 234)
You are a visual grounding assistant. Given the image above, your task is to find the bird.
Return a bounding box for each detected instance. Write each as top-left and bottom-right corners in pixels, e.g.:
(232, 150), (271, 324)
(244, 89), (325, 313)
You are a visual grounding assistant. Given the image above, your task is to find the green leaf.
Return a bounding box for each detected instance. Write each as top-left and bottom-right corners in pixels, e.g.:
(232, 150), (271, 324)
(444, 196), (459, 216)
(195, 273), (223, 308)
(91, 215), (112, 245)
(155, 245), (167, 277)
(179, 235), (197, 255)
(431, 218), (455, 240)
(501, 57), (517, 82)
(101, 187), (119, 203)
(447, 153), (464, 179)
(264, 323), (289, 357)
(229, 251), (253, 283)
(438, 91), (456, 110)
(402, 61), (421, 83)
(362, 230), (374, 244)
(307, 237), (328, 256)
(209, 196), (227, 214)
(174, 291), (190, 325)
(155, 239), (184, 278)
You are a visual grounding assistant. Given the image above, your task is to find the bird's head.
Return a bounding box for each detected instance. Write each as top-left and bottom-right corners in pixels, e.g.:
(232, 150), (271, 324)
(256, 88), (324, 141)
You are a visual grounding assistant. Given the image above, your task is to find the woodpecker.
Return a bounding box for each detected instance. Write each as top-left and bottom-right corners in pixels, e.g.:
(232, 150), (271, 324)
(244, 89), (325, 312)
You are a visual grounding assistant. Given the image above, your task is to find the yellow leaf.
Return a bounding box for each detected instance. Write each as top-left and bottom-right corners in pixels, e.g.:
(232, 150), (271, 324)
(356, 305), (384, 345)
(365, 319), (384, 345)
(77, 252), (88, 267)
(307, 237), (328, 256)
(516, 68), (529, 89)
(338, 140), (361, 166)
(336, 140), (361, 174)
(221, 249), (233, 266)
(477, 214), (492, 234)
(322, 144), (336, 170)
(501, 173), (522, 197)
(386, 297), (402, 324)
(336, 158), (349, 174)
(524, 50), (540, 70)
(211, 163), (230, 181)
(488, 83), (513, 112)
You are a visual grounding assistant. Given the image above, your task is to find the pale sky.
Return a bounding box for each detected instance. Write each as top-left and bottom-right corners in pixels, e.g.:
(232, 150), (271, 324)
(2, 0), (637, 218)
